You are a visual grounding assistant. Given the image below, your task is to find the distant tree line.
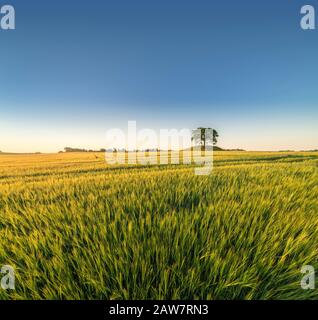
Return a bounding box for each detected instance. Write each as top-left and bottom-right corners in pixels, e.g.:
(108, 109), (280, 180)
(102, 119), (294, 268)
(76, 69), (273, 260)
(63, 147), (168, 153)
(61, 127), (250, 154)
(63, 147), (108, 153)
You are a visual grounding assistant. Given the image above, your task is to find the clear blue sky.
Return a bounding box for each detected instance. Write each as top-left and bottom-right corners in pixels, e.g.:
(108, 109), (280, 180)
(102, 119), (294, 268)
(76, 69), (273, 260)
(1, 0), (317, 152)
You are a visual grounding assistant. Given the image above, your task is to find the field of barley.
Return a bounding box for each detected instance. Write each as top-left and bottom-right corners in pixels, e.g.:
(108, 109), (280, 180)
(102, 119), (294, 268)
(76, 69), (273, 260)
(0, 151), (317, 300)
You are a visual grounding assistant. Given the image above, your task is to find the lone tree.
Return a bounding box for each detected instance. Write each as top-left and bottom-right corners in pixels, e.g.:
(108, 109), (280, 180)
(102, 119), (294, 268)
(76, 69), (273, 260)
(192, 127), (219, 151)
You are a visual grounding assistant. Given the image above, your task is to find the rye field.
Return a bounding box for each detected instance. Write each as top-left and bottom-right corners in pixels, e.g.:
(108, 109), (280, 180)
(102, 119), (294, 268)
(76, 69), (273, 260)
(0, 151), (317, 300)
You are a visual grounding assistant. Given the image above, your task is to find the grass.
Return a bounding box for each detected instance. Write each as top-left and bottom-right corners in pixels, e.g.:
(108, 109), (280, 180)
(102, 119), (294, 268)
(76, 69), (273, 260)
(0, 151), (317, 299)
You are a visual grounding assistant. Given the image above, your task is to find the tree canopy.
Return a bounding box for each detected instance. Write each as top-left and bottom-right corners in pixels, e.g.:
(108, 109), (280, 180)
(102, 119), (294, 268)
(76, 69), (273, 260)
(191, 127), (219, 149)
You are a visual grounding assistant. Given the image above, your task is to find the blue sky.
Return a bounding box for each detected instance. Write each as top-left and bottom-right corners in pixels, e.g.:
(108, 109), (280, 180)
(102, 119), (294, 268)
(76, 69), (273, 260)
(0, 0), (317, 152)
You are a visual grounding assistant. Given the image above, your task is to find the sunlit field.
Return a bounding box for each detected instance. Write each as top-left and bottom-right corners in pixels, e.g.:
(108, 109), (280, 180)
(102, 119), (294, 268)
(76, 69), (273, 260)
(0, 151), (317, 299)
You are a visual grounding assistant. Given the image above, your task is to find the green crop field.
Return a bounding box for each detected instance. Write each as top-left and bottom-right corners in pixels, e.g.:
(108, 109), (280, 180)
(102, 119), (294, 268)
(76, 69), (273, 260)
(0, 151), (317, 299)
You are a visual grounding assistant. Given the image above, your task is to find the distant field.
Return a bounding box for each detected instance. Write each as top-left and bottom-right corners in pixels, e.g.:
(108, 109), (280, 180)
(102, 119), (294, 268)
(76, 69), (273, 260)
(0, 151), (317, 299)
